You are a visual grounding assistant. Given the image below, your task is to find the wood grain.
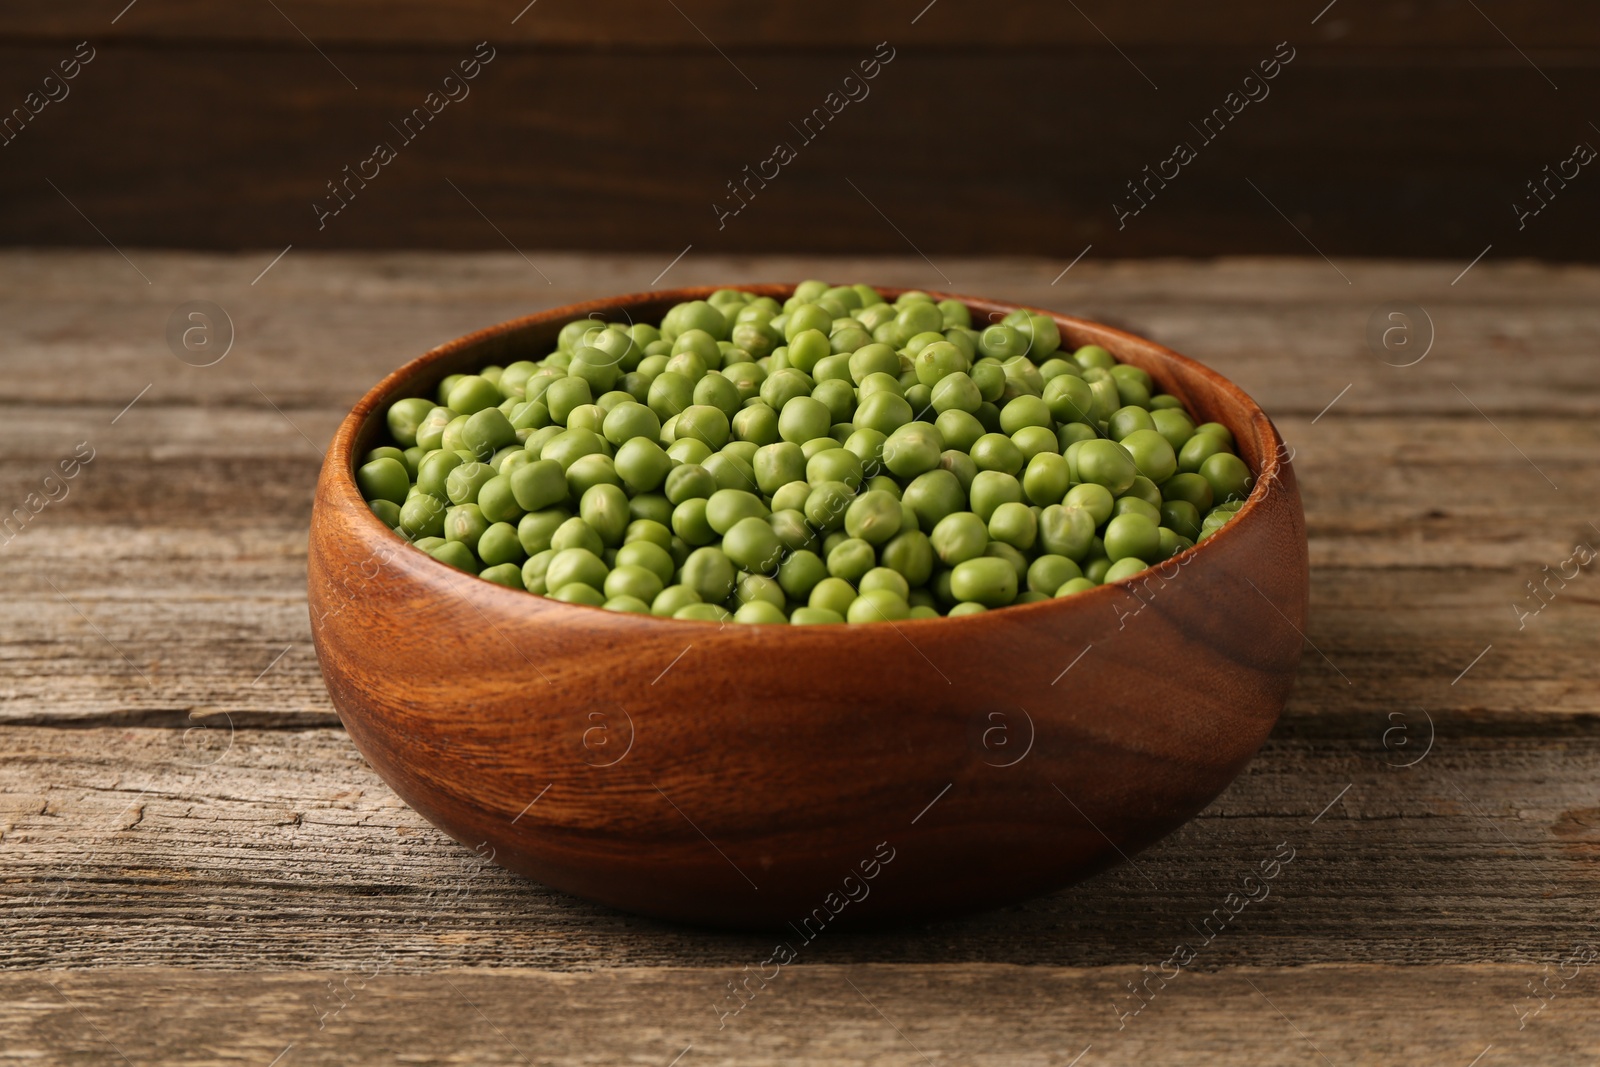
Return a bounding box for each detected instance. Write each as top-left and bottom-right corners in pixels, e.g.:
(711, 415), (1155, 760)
(1, 41), (1597, 257)
(6, 0), (1599, 47)
(1, 253), (1596, 731)
(4, 726), (1599, 971)
(2, 251), (1597, 1061)
(5, 964), (1598, 1066)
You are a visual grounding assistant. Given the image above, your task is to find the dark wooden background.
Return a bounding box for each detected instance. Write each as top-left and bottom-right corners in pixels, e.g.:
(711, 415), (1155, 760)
(1, 0), (1597, 259)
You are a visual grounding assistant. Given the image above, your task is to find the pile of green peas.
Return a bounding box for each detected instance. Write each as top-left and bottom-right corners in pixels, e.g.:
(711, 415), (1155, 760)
(357, 282), (1254, 624)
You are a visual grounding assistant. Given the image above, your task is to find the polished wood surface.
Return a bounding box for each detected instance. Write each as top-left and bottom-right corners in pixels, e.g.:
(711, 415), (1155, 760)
(3, 252), (1596, 1064)
(306, 284), (1309, 927)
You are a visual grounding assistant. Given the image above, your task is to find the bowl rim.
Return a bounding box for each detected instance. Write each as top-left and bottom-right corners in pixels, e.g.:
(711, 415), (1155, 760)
(322, 284), (1292, 631)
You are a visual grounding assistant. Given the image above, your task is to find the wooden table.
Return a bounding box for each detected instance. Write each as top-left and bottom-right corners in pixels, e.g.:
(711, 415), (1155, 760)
(3, 251), (1597, 1065)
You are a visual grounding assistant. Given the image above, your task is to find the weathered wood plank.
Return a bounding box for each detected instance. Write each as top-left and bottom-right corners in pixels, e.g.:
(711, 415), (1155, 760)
(3, 963), (1595, 1066)
(3, 726), (1598, 971)
(0, 254), (1596, 727)
(1, 254), (1595, 416)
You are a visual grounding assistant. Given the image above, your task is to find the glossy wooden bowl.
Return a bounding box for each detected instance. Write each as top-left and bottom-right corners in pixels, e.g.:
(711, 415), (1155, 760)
(308, 286), (1307, 930)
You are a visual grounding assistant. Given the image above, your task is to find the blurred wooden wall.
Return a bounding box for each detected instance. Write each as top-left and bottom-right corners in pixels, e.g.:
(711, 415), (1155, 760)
(1, 0), (1596, 259)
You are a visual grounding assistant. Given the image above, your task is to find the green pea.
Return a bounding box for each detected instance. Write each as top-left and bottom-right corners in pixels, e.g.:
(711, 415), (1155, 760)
(790, 606), (844, 625)
(949, 556), (1017, 607)
(565, 454), (623, 500)
(1112, 497), (1162, 527)
(880, 530), (934, 586)
(1104, 513), (1161, 562)
(804, 481), (855, 532)
(1026, 554), (1081, 594)
(808, 576), (857, 616)
(476, 520), (526, 567)
(827, 537), (876, 581)
(680, 546), (736, 603)
(1038, 504), (1097, 561)
(844, 489), (903, 545)
(385, 398), (436, 449)
(628, 494), (675, 528)
(807, 447), (864, 489)
(462, 407), (516, 460)
(441, 503), (488, 553)
(550, 516), (604, 556)
(806, 378), (852, 424)
(984, 541), (1029, 587)
(769, 508), (818, 554)
(603, 564), (665, 604)
(652, 584), (701, 617)
(1022, 452), (1072, 507)
(705, 489), (768, 536)
(970, 433), (1024, 475)
(969, 470), (1023, 523)
(414, 406), (454, 451)
(703, 451), (758, 493)
(665, 464), (716, 505)
(477, 474), (525, 524)
(1104, 556), (1150, 583)
(668, 404), (727, 451)
(1161, 472), (1214, 513)
(901, 469), (964, 530)
(722, 517), (783, 572)
(731, 402), (780, 446)
(443, 460), (493, 505)
(773, 394), (829, 445)
(1194, 421), (1235, 447)
(647, 371), (695, 421)
(883, 423), (943, 479)
(930, 298), (967, 329)
(447, 375), (502, 415)
(728, 600), (785, 624)
(1148, 408), (1196, 451)
(931, 511), (988, 566)
(927, 409), (981, 455)
(1012, 426), (1059, 462)
(369, 498), (402, 527)
(606, 437), (668, 495)
(516, 509), (571, 556)
(551, 582), (605, 606)
(672, 498), (715, 546)
(845, 390), (907, 436)
(1201, 452), (1254, 503)
(357, 457), (410, 505)
(615, 540), (675, 585)
(429, 539), (480, 574)
(770, 479), (811, 513)
(775, 550), (826, 601)
(579, 483), (631, 546)
(540, 427), (608, 471)
(847, 589), (911, 623)
(1178, 432), (1226, 474)
(544, 546), (607, 592)
(931, 371), (982, 416)
(939, 449), (978, 492)
(1118, 429), (1178, 484)
(1075, 439), (1138, 495)
(912, 341), (967, 387)
(602, 594), (649, 613)
(988, 501), (1038, 551)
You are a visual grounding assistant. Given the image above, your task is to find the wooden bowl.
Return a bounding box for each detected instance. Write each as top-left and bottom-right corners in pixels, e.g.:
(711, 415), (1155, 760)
(308, 286), (1307, 930)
